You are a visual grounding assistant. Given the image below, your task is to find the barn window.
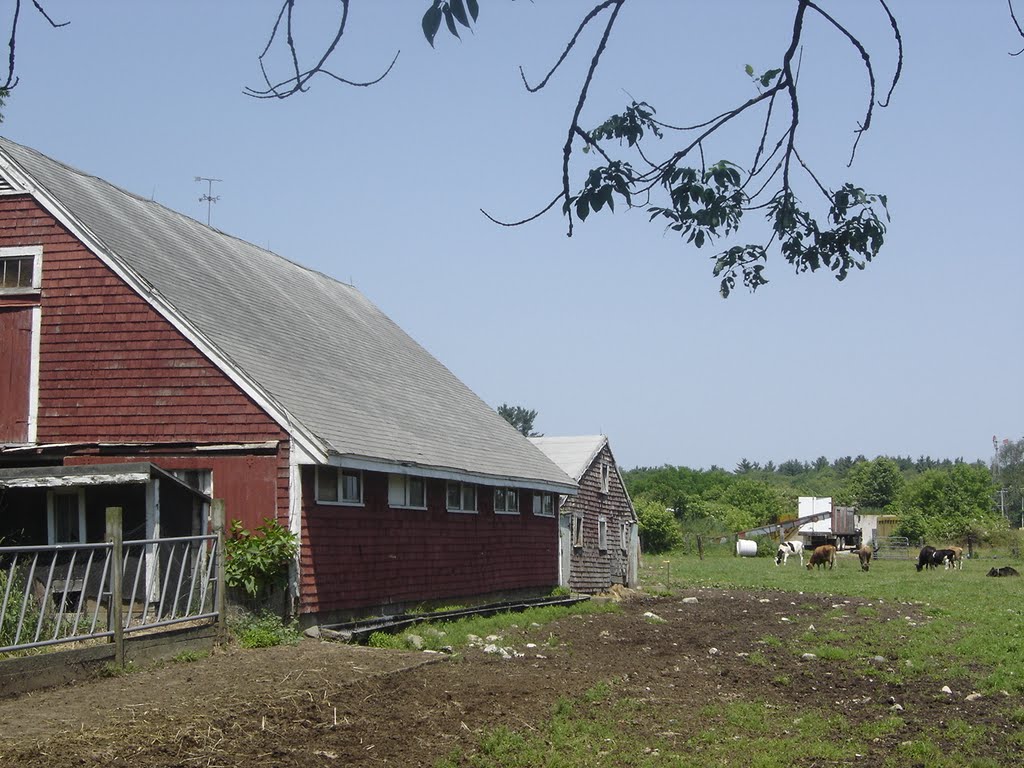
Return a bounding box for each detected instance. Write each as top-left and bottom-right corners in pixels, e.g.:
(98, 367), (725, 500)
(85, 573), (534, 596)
(388, 474), (426, 509)
(600, 462), (610, 494)
(47, 489), (86, 545)
(315, 466), (362, 505)
(598, 516), (608, 551)
(532, 492), (555, 517)
(494, 487), (519, 514)
(571, 514), (584, 548)
(620, 522), (629, 551)
(0, 247), (41, 292)
(446, 482), (477, 513)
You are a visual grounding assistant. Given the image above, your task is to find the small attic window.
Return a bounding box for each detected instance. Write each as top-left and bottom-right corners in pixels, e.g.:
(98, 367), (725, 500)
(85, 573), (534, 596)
(600, 462), (611, 494)
(0, 256), (34, 289)
(0, 247), (41, 292)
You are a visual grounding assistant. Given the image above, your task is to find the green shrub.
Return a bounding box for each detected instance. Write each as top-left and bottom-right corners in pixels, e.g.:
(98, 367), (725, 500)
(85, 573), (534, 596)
(224, 518), (298, 597)
(231, 611), (301, 648)
(634, 496), (682, 554)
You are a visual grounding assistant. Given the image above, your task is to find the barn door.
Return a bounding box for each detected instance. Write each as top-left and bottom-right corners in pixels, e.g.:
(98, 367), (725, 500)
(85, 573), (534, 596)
(0, 305), (34, 442)
(558, 514), (572, 588)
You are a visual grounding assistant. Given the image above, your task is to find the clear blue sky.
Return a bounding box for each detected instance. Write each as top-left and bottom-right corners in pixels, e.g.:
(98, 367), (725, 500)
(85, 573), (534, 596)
(5, 1), (1022, 470)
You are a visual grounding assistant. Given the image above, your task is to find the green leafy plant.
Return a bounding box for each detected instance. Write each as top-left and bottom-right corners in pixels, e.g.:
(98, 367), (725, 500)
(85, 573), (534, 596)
(224, 518), (298, 597)
(231, 610), (301, 649)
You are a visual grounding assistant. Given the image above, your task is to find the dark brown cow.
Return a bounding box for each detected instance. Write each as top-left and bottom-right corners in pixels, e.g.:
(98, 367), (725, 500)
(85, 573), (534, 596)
(855, 543), (872, 572)
(806, 544), (836, 570)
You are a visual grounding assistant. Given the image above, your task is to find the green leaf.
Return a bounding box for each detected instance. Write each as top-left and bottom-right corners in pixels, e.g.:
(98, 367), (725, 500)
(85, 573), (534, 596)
(744, 64), (754, 77)
(450, 0), (470, 28)
(443, 6), (460, 38)
(422, 4), (443, 47)
(759, 68), (782, 87)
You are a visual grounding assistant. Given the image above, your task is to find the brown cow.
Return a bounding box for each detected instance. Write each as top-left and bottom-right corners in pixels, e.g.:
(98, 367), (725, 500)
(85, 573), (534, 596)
(806, 545), (836, 570)
(855, 543), (872, 572)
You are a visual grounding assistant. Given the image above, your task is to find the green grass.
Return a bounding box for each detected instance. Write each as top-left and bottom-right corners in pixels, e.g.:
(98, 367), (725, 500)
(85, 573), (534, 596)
(641, 547), (1024, 693)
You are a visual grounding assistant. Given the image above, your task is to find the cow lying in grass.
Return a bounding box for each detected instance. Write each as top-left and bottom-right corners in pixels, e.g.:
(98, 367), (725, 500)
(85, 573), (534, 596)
(775, 539), (805, 567)
(855, 543), (872, 572)
(806, 544), (836, 570)
(987, 566), (1020, 577)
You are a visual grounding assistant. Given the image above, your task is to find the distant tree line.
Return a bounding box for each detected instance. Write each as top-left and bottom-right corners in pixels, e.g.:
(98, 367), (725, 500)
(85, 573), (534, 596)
(624, 450), (1019, 555)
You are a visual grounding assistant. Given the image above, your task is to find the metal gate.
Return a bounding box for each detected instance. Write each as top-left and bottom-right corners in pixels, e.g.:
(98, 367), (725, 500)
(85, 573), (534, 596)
(873, 536), (910, 560)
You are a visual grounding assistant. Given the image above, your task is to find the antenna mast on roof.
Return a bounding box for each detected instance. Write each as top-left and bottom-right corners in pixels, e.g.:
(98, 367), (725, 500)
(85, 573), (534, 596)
(194, 176), (222, 226)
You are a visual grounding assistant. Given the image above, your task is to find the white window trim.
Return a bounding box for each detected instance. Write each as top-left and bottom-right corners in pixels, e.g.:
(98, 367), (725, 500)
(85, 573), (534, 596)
(47, 488), (86, 545)
(571, 514), (584, 548)
(315, 466), (364, 506)
(598, 515), (608, 551)
(494, 487), (519, 515)
(388, 473), (427, 510)
(446, 481), (478, 514)
(532, 492), (555, 518)
(0, 245), (42, 294)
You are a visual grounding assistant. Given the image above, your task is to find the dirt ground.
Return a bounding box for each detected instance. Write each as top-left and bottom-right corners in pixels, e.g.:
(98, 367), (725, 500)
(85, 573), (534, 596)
(0, 589), (1019, 766)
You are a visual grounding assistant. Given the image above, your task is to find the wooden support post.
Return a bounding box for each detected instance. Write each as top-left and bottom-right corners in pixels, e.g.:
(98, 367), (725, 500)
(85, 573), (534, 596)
(212, 499), (227, 641)
(697, 535), (704, 561)
(105, 506), (124, 668)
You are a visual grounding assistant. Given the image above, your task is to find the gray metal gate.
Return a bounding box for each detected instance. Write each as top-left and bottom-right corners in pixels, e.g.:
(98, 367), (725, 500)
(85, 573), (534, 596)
(1, 505), (224, 657)
(873, 536), (911, 560)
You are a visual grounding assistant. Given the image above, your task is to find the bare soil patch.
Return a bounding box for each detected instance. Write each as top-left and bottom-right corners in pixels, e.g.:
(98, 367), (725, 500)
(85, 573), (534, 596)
(0, 590), (1019, 766)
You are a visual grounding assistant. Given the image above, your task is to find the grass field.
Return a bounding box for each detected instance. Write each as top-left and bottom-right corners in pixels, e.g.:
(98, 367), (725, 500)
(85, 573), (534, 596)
(435, 546), (1024, 767)
(642, 546), (1024, 694)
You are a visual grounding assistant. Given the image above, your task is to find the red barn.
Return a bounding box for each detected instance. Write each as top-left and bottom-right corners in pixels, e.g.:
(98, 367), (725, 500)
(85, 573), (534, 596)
(0, 138), (576, 624)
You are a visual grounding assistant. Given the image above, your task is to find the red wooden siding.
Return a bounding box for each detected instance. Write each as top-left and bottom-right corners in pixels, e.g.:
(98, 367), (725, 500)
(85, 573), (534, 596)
(563, 443), (634, 594)
(299, 469), (558, 616)
(0, 305), (32, 441)
(64, 452), (287, 533)
(0, 194), (290, 529)
(0, 195), (284, 445)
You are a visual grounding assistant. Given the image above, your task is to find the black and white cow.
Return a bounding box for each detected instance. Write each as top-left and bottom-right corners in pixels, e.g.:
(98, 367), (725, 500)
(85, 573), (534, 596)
(775, 540), (805, 567)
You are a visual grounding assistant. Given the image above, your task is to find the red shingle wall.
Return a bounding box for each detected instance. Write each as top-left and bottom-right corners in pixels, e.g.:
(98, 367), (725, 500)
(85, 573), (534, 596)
(0, 195), (285, 446)
(0, 195), (289, 528)
(299, 469), (558, 615)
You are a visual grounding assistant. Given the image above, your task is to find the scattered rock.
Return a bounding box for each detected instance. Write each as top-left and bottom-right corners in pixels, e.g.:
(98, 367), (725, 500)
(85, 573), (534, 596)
(682, 597), (699, 604)
(890, 703), (904, 713)
(303, 626), (321, 639)
(801, 653), (817, 661)
(482, 644), (500, 654)
(643, 611), (666, 623)
(708, 647), (720, 656)
(404, 634), (424, 650)
(466, 634), (482, 646)
(965, 692), (983, 702)
(871, 656), (886, 664)
(941, 686), (953, 695)
(485, 635), (501, 643)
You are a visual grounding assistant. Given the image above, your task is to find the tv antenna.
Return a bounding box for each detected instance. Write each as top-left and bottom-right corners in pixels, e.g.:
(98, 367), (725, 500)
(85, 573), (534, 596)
(195, 176), (222, 226)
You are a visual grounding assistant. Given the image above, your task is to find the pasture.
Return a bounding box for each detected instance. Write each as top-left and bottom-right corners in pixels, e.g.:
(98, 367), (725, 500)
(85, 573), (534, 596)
(644, 545), (1024, 694)
(0, 547), (1021, 766)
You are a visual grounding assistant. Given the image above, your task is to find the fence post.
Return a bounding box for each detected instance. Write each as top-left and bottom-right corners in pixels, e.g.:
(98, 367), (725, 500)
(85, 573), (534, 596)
(212, 499), (227, 641)
(105, 506), (124, 668)
(697, 535), (704, 561)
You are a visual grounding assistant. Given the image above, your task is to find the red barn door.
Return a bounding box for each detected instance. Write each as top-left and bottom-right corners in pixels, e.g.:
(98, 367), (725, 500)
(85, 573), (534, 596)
(0, 306), (33, 442)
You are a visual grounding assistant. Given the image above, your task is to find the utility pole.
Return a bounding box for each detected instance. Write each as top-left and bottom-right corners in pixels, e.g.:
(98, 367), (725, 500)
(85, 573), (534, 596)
(195, 176), (222, 226)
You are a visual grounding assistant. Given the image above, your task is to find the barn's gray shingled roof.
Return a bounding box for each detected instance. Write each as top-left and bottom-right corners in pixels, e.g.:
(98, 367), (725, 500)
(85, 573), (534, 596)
(0, 137), (574, 491)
